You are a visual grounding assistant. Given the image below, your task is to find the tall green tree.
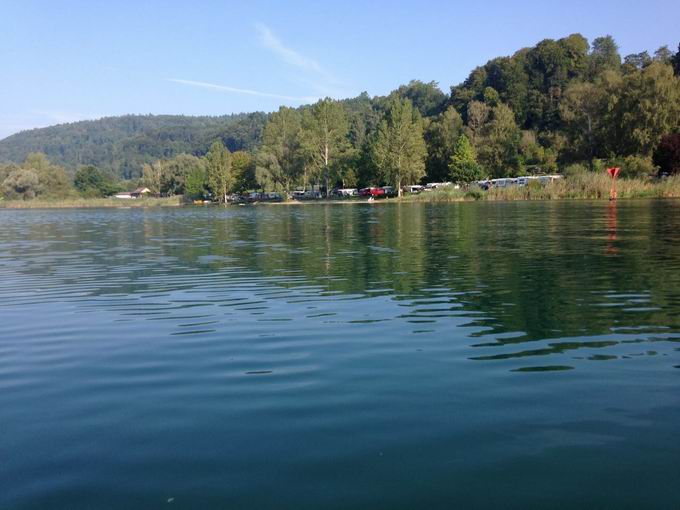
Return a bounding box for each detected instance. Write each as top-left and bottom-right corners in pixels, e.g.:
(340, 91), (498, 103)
(559, 79), (610, 161)
(184, 163), (208, 199)
(300, 98), (349, 196)
(449, 134), (485, 183)
(611, 62), (680, 156)
(231, 150), (256, 191)
(465, 101), (491, 143)
(370, 98), (427, 196)
(484, 55), (531, 126)
(391, 80), (448, 117)
(142, 160), (163, 194)
(474, 103), (522, 177)
(74, 165), (118, 197)
(424, 106), (464, 181)
(205, 141), (233, 203)
(623, 52), (652, 73)
(483, 87), (501, 106)
(257, 107), (302, 191)
(589, 35), (621, 77)
(162, 154), (205, 196)
(653, 46), (673, 65)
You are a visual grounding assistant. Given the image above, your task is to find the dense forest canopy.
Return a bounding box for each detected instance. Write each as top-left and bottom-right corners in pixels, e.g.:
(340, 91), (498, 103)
(1, 34), (679, 200)
(0, 113), (267, 179)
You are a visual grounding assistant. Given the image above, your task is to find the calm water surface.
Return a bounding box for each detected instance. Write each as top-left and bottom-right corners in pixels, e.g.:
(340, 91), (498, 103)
(1, 201), (679, 509)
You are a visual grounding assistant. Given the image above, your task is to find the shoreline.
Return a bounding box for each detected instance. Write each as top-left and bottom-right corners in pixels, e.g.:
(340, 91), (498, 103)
(3, 175), (680, 210)
(3, 194), (680, 210)
(0, 196), (183, 210)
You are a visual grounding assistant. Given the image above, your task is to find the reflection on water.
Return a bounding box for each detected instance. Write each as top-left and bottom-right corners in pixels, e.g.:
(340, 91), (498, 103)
(1, 201), (680, 508)
(606, 201), (618, 255)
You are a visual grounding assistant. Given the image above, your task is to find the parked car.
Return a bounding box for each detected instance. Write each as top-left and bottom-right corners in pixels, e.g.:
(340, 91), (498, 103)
(333, 188), (358, 197)
(359, 187), (386, 198)
(226, 193), (245, 203)
(424, 182), (455, 191)
(381, 186), (397, 197)
(403, 185), (424, 194)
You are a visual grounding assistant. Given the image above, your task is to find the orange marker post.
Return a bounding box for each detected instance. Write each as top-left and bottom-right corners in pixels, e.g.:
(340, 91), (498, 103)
(607, 167), (620, 200)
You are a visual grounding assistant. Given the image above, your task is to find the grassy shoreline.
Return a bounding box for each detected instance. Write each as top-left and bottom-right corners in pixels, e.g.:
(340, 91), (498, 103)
(0, 196), (183, 209)
(406, 174), (680, 202)
(276, 174), (680, 205)
(3, 175), (680, 209)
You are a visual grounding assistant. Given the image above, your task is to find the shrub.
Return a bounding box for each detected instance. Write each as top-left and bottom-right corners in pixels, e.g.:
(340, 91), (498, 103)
(185, 166), (209, 199)
(2, 169), (40, 200)
(562, 163), (589, 177)
(74, 165), (119, 197)
(591, 159), (606, 173)
(464, 188), (484, 200)
(620, 155), (656, 179)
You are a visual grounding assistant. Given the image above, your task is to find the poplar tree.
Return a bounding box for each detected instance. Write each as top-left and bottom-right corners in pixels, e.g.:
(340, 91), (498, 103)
(256, 107), (302, 191)
(300, 98), (349, 196)
(370, 98), (426, 196)
(205, 141), (232, 203)
(142, 160), (163, 194)
(425, 106), (464, 181)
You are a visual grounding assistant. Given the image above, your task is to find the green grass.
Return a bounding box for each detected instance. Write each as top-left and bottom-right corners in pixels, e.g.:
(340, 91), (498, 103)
(0, 195), (183, 209)
(405, 174), (680, 202)
(406, 188), (467, 202)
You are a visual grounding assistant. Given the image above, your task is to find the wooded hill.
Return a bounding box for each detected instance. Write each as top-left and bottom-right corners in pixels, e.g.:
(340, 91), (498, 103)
(1, 33), (678, 184)
(0, 113), (267, 179)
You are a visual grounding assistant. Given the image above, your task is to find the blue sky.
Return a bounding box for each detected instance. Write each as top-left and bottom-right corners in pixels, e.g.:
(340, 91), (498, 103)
(1, 0), (678, 139)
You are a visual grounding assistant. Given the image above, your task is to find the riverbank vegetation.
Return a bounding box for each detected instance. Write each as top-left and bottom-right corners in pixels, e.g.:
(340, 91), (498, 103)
(409, 174), (680, 202)
(0, 196), (182, 209)
(1, 34), (679, 205)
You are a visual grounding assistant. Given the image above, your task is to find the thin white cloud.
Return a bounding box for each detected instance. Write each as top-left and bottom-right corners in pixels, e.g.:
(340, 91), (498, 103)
(169, 78), (317, 103)
(254, 22), (338, 87)
(254, 23), (325, 73)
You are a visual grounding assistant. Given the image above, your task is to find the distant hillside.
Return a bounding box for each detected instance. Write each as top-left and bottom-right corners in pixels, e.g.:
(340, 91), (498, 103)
(3, 34), (678, 184)
(0, 113), (267, 179)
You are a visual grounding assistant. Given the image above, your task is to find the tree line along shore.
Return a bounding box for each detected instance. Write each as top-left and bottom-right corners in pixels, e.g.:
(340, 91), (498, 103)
(1, 34), (679, 208)
(3, 173), (680, 209)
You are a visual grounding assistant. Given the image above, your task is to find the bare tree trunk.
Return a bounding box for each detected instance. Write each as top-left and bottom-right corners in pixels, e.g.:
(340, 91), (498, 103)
(324, 142), (330, 197)
(325, 168), (329, 198)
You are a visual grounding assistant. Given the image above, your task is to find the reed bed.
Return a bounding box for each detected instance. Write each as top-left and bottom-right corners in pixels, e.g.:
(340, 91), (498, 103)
(408, 174), (680, 202)
(0, 195), (183, 209)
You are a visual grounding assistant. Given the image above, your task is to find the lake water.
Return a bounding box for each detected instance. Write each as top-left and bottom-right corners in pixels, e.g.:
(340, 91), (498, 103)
(1, 201), (679, 509)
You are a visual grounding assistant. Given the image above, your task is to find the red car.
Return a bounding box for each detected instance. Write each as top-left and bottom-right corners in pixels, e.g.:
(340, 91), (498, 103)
(359, 187), (386, 197)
